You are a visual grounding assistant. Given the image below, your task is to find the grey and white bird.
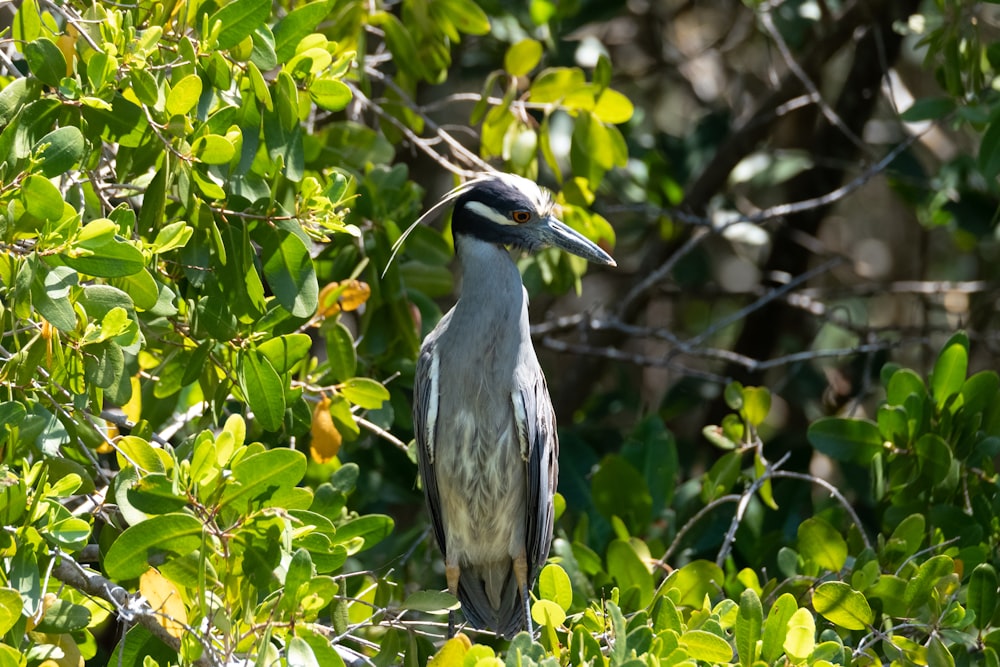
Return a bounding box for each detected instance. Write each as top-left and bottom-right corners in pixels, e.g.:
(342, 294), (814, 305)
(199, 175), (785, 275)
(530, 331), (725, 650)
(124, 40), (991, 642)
(404, 172), (615, 637)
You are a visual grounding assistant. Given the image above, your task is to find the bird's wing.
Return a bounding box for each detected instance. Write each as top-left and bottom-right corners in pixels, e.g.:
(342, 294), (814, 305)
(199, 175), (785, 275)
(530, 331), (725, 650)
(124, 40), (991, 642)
(518, 374), (558, 577)
(414, 341), (447, 554)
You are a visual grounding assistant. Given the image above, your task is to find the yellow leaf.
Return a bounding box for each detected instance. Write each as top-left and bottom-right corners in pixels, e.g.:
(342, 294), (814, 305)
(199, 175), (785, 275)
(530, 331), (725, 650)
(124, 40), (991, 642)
(310, 396), (342, 463)
(318, 280), (371, 316)
(428, 634), (472, 667)
(121, 376), (142, 424)
(57, 34), (76, 77)
(139, 569), (187, 640)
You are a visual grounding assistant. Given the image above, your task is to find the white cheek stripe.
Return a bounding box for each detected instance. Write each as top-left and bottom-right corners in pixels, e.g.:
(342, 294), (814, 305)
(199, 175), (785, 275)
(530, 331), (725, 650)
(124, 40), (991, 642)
(425, 350), (439, 462)
(464, 200), (517, 226)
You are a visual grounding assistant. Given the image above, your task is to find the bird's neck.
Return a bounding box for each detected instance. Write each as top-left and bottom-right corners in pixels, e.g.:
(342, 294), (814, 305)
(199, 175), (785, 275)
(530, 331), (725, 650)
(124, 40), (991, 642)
(453, 235), (526, 320)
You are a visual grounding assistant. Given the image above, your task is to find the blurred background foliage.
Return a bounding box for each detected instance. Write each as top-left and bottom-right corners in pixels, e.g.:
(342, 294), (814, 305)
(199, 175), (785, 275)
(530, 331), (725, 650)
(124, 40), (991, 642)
(2, 0), (1000, 664)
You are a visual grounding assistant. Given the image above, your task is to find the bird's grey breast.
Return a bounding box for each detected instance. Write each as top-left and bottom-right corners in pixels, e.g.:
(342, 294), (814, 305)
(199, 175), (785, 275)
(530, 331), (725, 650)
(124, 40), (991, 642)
(430, 287), (535, 558)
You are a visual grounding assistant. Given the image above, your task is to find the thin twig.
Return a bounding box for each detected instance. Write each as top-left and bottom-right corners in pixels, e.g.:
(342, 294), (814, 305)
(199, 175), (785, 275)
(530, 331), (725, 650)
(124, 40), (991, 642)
(771, 470), (873, 552)
(715, 451), (793, 567)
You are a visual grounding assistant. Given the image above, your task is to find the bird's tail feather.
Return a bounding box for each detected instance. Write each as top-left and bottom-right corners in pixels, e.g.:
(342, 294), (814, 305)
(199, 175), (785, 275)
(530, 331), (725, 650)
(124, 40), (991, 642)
(457, 562), (524, 638)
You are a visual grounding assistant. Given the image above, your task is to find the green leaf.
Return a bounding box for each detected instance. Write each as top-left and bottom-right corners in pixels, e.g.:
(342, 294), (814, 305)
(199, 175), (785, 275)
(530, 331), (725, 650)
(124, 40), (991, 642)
(273, 1), (331, 63)
(538, 563), (572, 611)
(606, 539), (653, 608)
(83, 340), (125, 389)
(400, 590), (460, 613)
(310, 79), (353, 112)
(32, 264), (77, 332)
(531, 599), (566, 628)
(21, 173), (64, 221)
(667, 560), (725, 609)
(901, 97), (955, 122)
(286, 637), (319, 667)
(377, 13), (421, 80)
(701, 449), (742, 501)
(104, 513), (205, 580)
(221, 448), (307, 512)
(13, 0), (41, 45)
(742, 386), (771, 428)
(783, 607), (815, 661)
(138, 167), (167, 237)
(340, 378), (389, 410)
(0, 402), (27, 436)
(679, 630), (732, 663)
(0, 589), (22, 635)
(886, 367), (928, 405)
(591, 454), (652, 532)
(592, 88), (634, 124)
(150, 221), (194, 254)
(877, 404), (908, 445)
(250, 25), (278, 71)
(260, 226), (318, 318)
(0, 77), (40, 125)
(324, 322), (357, 382)
(915, 433), (952, 485)
(797, 517), (847, 572)
(812, 581), (872, 630)
(63, 235), (145, 277)
(904, 555), (954, 613)
(34, 598), (91, 633)
(333, 514), (394, 551)
(531, 67), (586, 104)
(166, 74), (203, 116)
(130, 67), (159, 106)
(761, 593), (797, 663)
(505, 39), (543, 76)
(927, 635), (956, 667)
(127, 472), (189, 514)
(34, 126), (85, 176)
(807, 417), (883, 464)
(117, 434), (166, 474)
(24, 37), (66, 87)
(238, 350), (286, 432)
(931, 331), (968, 408)
(968, 563), (998, 630)
(190, 134), (235, 164)
(258, 333), (312, 375)
(980, 117), (1000, 181)
(439, 0), (491, 35)
(210, 0), (272, 50)
(888, 513), (925, 556)
(736, 588), (763, 667)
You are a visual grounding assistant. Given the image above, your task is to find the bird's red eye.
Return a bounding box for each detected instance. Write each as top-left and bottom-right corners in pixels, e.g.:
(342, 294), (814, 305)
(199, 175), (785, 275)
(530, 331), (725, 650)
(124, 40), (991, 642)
(511, 210), (531, 223)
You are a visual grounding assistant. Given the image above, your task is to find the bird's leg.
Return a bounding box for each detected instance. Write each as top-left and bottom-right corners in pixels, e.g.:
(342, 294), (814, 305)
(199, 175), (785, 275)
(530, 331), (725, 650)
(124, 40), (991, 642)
(514, 552), (533, 636)
(446, 560), (461, 638)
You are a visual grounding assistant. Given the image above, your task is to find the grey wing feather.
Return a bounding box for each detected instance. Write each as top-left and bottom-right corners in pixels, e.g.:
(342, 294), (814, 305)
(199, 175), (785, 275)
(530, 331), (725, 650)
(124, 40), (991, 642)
(521, 374), (558, 579)
(413, 343), (447, 554)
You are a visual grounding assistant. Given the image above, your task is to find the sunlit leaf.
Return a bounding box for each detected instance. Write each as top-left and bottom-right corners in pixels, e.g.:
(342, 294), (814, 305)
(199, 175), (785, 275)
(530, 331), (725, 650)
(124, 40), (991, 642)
(340, 378), (389, 410)
(797, 517), (847, 572)
(783, 607), (815, 661)
(139, 569), (187, 639)
(538, 563), (572, 611)
(104, 513), (205, 580)
(505, 39), (543, 76)
(812, 581), (872, 630)
(210, 0), (271, 50)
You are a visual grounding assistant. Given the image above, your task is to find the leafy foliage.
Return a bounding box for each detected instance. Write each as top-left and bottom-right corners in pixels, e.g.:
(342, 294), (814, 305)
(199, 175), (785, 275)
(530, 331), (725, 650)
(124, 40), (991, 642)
(2, 0), (1000, 666)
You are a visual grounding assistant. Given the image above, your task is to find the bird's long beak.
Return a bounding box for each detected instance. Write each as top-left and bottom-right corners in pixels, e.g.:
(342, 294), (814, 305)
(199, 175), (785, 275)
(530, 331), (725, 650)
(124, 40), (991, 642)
(538, 216), (617, 267)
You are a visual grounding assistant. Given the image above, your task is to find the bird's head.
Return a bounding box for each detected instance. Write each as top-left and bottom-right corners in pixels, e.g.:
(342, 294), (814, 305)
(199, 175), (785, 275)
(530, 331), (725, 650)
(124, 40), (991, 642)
(452, 173), (616, 267)
(384, 173), (616, 276)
